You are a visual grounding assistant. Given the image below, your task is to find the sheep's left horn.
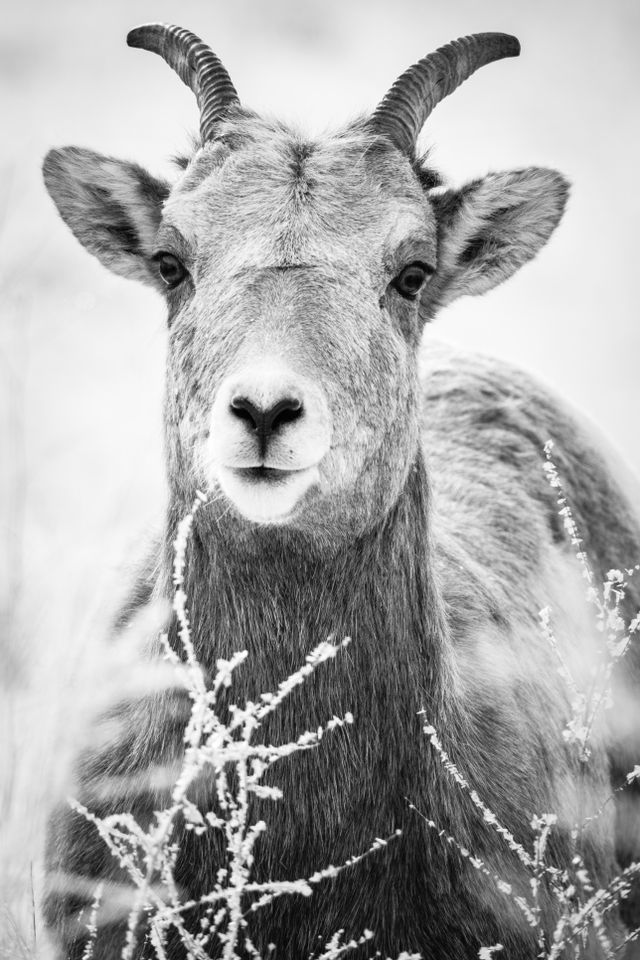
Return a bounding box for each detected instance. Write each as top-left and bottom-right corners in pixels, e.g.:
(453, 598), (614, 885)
(127, 23), (239, 143)
(369, 32), (520, 155)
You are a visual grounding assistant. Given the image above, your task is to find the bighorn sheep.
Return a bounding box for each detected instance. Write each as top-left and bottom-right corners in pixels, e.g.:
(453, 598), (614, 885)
(42, 23), (640, 959)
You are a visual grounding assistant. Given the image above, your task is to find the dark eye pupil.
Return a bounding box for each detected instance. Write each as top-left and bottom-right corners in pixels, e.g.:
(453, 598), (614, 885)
(157, 253), (186, 288)
(397, 265), (427, 296)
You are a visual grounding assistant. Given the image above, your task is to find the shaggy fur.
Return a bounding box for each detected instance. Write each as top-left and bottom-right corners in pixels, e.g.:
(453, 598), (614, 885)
(42, 76), (640, 960)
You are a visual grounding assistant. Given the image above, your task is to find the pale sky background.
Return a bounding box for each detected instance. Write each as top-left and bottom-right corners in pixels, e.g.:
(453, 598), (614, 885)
(1, 0), (639, 663)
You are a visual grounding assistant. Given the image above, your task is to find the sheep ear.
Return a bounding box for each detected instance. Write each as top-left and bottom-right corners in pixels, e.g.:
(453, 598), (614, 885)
(428, 167), (569, 307)
(43, 146), (170, 290)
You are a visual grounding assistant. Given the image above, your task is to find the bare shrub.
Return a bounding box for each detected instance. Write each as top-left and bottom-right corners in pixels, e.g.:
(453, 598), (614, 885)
(70, 495), (413, 960)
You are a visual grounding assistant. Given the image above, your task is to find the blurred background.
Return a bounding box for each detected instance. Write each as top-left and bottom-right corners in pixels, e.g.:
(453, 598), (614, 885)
(1, 0), (639, 953)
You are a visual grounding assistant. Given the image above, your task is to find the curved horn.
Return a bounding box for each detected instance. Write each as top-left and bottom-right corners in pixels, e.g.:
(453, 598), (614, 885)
(369, 33), (520, 155)
(127, 23), (240, 143)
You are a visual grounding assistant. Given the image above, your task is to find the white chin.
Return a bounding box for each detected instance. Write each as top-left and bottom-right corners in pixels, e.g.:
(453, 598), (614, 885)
(215, 466), (319, 524)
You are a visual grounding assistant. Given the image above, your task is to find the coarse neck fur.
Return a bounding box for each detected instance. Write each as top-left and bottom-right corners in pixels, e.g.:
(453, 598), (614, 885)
(164, 449), (452, 734)
(155, 451), (498, 956)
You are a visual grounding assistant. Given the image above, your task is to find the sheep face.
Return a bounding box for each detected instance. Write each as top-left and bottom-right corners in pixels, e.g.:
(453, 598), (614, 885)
(157, 118), (436, 533)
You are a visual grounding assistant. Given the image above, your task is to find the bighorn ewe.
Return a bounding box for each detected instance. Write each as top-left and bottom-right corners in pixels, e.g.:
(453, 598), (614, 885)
(42, 23), (640, 959)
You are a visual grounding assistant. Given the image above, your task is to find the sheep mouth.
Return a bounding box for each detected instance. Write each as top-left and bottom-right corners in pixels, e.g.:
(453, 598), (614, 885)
(233, 466), (295, 484)
(215, 464), (321, 524)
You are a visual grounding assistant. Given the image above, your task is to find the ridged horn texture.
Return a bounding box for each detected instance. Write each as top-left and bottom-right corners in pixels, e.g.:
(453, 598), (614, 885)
(369, 32), (520, 155)
(127, 23), (239, 143)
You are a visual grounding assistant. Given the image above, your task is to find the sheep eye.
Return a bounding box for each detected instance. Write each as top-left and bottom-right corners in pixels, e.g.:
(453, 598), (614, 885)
(392, 262), (432, 300)
(155, 252), (188, 289)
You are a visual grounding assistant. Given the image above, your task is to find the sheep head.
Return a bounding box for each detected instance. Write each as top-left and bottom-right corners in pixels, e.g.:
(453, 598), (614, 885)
(43, 24), (568, 537)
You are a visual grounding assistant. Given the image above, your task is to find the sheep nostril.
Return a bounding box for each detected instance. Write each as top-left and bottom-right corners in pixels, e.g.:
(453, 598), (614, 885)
(268, 397), (302, 433)
(230, 396), (261, 429)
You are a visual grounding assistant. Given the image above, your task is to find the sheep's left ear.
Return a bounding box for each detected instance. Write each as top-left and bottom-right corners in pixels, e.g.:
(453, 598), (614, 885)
(427, 168), (569, 307)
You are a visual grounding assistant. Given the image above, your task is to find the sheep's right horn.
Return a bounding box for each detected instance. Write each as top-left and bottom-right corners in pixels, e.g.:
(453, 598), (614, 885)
(127, 23), (240, 144)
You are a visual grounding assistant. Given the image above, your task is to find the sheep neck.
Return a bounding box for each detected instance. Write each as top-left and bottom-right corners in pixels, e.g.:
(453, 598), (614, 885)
(163, 452), (450, 726)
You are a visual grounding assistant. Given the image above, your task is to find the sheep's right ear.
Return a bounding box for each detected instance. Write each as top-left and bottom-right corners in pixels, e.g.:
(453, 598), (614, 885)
(43, 146), (170, 289)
